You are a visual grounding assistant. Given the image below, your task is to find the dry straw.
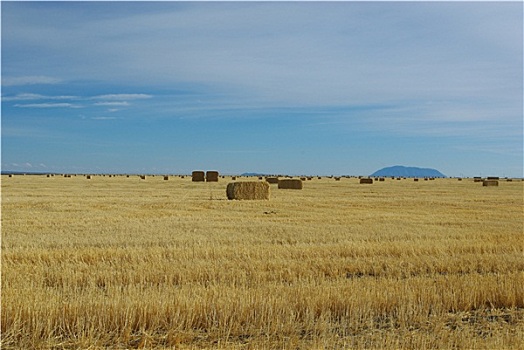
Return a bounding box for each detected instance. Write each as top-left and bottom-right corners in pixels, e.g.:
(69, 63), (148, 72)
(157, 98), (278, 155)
(226, 181), (270, 200)
(278, 179), (303, 189)
(192, 171), (205, 182)
(206, 171), (219, 182)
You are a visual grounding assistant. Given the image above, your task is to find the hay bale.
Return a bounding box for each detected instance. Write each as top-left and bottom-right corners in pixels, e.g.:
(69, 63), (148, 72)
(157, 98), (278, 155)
(360, 178), (373, 184)
(473, 177), (483, 182)
(278, 179), (303, 189)
(86, 175), (91, 180)
(414, 178), (419, 182)
(483, 180), (499, 186)
(379, 178), (385, 182)
(334, 177), (341, 181)
(226, 181), (270, 200)
(206, 171), (219, 182)
(192, 171), (205, 182)
(140, 175), (146, 180)
(266, 177), (279, 184)
(487, 176), (499, 180)
(164, 176), (169, 180)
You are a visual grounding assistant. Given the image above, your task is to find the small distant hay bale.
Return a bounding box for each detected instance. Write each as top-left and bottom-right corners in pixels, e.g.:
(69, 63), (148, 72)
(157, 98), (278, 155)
(192, 171), (205, 182)
(483, 180), (499, 187)
(414, 178), (419, 182)
(278, 179), (303, 189)
(458, 178), (462, 181)
(227, 181), (270, 200)
(379, 178), (385, 182)
(164, 176), (169, 180)
(473, 177), (483, 182)
(86, 175), (91, 180)
(360, 178), (373, 184)
(231, 176), (236, 180)
(507, 179), (513, 182)
(318, 177), (322, 180)
(206, 171), (219, 182)
(487, 176), (499, 180)
(300, 177), (306, 181)
(140, 175), (146, 180)
(266, 177), (279, 184)
(334, 177), (341, 181)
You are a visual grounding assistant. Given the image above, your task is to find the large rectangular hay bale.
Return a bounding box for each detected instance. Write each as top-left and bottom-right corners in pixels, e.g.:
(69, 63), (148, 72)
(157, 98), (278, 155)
(192, 171), (205, 182)
(483, 180), (499, 186)
(360, 178), (373, 184)
(278, 178), (303, 189)
(265, 177), (279, 184)
(226, 181), (270, 200)
(206, 171), (219, 182)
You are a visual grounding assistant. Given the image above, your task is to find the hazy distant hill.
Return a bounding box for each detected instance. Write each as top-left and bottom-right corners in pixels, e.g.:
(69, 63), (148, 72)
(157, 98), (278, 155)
(241, 172), (270, 177)
(370, 165), (446, 178)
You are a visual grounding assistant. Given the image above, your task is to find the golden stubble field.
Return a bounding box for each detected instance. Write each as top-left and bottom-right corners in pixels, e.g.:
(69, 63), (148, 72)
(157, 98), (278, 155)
(1, 174), (523, 349)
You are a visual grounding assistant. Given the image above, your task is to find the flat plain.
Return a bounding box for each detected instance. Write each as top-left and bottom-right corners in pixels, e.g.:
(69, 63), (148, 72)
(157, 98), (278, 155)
(1, 174), (523, 349)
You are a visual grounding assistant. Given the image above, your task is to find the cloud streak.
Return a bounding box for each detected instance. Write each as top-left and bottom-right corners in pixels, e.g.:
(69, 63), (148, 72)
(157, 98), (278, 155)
(14, 102), (81, 108)
(92, 94), (152, 100)
(1, 75), (63, 86)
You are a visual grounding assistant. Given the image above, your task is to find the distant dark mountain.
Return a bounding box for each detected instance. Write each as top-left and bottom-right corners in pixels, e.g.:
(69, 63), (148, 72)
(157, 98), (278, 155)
(370, 165), (446, 178)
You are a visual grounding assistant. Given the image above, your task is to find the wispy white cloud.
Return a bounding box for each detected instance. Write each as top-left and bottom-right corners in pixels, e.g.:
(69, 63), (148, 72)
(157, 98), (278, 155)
(93, 94), (152, 100)
(14, 102), (81, 108)
(2, 93), (78, 101)
(2, 76), (63, 86)
(90, 116), (120, 120)
(93, 101), (130, 106)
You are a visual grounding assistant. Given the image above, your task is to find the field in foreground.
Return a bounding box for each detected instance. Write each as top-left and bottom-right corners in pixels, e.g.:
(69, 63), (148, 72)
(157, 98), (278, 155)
(2, 175), (523, 349)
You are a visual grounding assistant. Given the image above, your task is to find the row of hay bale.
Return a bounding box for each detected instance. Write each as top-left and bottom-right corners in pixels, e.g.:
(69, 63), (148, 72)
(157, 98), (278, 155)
(192, 171), (219, 182)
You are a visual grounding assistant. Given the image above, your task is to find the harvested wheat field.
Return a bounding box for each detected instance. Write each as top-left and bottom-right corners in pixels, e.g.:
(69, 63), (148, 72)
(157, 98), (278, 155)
(1, 175), (523, 349)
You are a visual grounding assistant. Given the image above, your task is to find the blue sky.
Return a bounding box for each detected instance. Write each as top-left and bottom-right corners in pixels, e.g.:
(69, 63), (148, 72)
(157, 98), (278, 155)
(1, 1), (522, 176)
